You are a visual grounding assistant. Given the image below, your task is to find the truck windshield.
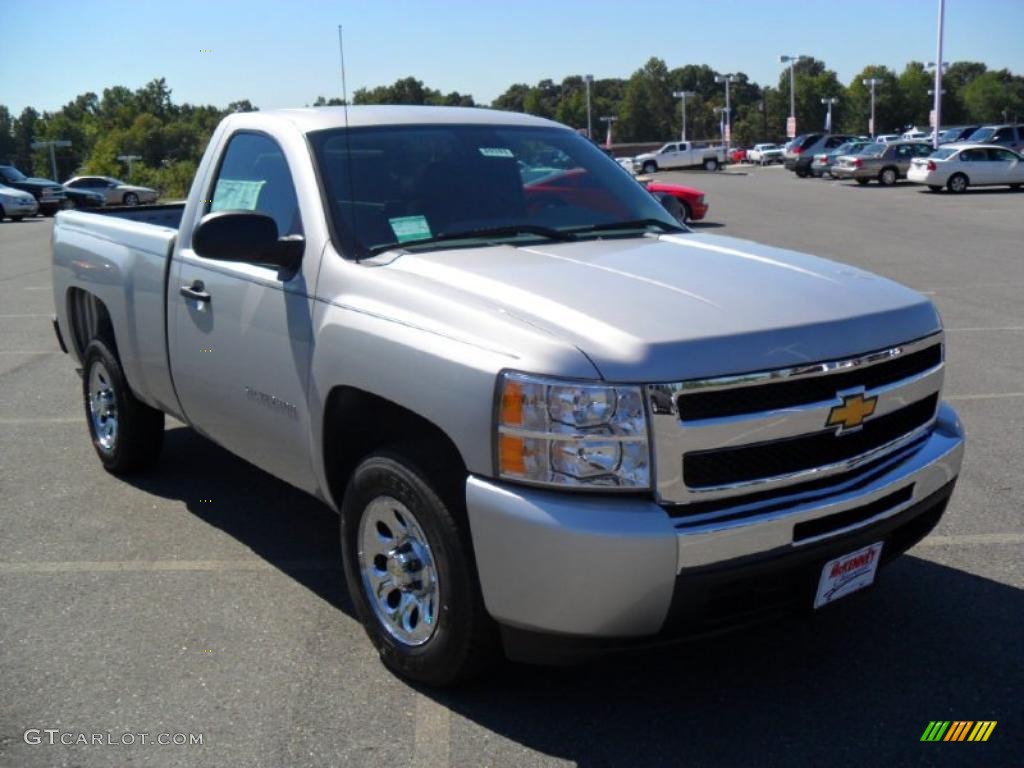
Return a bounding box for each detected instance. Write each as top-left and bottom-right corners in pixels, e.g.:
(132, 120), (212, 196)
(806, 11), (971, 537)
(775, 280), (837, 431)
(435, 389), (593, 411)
(0, 166), (27, 182)
(308, 124), (680, 258)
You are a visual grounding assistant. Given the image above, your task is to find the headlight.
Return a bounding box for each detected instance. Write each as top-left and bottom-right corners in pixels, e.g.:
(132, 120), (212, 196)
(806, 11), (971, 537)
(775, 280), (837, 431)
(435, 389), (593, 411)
(495, 372), (650, 489)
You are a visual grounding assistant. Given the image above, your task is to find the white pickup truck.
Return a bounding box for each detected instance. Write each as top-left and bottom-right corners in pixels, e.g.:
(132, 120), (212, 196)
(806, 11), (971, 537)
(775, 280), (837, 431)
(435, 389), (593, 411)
(52, 106), (964, 685)
(632, 141), (727, 174)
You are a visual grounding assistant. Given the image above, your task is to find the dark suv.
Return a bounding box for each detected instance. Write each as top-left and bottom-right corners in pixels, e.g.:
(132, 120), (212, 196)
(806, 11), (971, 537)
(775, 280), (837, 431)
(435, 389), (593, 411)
(960, 125), (1024, 152)
(0, 165), (67, 215)
(784, 134), (858, 177)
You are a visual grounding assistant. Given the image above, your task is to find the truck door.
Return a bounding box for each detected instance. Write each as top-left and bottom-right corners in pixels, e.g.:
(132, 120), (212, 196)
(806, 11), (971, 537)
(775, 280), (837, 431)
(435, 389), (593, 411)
(170, 131), (318, 492)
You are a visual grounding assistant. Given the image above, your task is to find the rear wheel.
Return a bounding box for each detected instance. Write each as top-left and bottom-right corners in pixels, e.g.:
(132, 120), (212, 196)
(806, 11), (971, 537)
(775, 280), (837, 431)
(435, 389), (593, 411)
(879, 167), (898, 186)
(81, 339), (164, 473)
(123, 192), (139, 206)
(703, 157), (719, 171)
(947, 173), (969, 193)
(642, 161), (657, 175)
(340, 448), (499, 686)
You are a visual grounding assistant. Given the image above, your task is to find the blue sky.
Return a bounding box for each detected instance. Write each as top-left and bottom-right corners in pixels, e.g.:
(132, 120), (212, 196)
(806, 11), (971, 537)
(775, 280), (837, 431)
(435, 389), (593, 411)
(4, 0), (1023, 115)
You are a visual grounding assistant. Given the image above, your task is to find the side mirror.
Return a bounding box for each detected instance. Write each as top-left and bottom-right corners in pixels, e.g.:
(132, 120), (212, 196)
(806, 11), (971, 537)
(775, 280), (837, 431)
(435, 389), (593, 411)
(192, 210), (303, 271)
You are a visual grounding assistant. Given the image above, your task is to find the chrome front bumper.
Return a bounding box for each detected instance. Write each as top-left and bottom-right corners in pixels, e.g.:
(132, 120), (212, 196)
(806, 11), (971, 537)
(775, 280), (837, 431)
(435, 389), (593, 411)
(466, 402), (964, 638)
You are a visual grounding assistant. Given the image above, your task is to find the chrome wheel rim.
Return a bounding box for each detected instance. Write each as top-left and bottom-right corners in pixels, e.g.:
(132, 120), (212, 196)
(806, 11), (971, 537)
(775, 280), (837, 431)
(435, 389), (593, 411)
(88, 362), (118, 451)
(951, 176), (966, 192)
(882, 169), (896, 185)
(358, 496), (439, 646)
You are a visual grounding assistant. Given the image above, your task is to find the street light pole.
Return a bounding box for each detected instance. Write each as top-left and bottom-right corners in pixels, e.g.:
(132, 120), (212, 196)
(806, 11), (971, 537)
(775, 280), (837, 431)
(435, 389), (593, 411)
(930, 0), (946, 149)
(30, 140), (72, 181)
(672, 90), (694, 142)
(599, 116), (618, 149)
(714, 74), (737, 149)
(779, 54), (806, 137)
(584, 74), (594, 140)
(821, 97), (839, 132)
(713, 106), (730, 151)
(862, 77), (881, 137)
(117, 154), (142, 180)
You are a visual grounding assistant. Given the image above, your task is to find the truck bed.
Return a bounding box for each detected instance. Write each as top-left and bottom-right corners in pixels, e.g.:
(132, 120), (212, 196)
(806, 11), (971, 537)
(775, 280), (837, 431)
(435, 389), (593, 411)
(52, 206), (182, 418)
(91, 202), (185, 230)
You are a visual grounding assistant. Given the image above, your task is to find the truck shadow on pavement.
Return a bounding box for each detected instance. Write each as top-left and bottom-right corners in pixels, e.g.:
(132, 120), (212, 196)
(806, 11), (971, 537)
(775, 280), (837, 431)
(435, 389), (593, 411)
(130, 425), (1020, 768)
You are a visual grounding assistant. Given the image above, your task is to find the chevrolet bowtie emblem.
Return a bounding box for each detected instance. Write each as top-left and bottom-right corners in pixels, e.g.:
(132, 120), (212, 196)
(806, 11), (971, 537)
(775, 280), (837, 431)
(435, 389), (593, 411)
(827, 392), (878, 433)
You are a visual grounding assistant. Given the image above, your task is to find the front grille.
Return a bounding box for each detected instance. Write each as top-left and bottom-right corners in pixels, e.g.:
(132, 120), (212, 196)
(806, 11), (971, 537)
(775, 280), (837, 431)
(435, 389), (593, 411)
(683, 394), (938, 488)
(792, 484), (913, 542)
(677, 343), (942, 421)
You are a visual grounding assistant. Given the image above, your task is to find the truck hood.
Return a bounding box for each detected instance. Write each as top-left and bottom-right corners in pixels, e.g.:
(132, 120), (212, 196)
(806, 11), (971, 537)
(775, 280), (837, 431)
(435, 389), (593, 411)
(385, 232), (940, 382)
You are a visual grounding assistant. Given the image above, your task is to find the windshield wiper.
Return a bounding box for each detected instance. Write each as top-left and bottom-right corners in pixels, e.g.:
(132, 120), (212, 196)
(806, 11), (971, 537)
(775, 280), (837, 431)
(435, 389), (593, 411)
(564, 218), (685, 236)
(368, 224), (574, 255)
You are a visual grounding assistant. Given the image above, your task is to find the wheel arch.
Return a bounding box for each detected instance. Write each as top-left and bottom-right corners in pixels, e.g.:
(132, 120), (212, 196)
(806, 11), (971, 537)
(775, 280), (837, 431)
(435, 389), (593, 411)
(322, 385), (469, 513)
(66, 287), (119, 362)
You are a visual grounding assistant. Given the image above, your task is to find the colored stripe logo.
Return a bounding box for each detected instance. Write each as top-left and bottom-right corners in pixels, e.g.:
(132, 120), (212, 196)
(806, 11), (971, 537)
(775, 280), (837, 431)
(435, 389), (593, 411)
(921, 721), (997, 742)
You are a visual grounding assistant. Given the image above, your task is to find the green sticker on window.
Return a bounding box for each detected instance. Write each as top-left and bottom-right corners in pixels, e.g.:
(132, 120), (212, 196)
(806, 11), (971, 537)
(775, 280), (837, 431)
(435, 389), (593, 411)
(479, 147), (514, 158)
(211, 179), (266, 211)
(389, 215), (432, 243)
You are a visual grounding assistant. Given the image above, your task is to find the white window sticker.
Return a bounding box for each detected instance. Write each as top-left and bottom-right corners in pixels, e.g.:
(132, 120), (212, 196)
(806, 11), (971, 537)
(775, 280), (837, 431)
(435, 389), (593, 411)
(479, 147), (514, 158)
(211, 179), (266, 211)
(388, 215), (432, 243)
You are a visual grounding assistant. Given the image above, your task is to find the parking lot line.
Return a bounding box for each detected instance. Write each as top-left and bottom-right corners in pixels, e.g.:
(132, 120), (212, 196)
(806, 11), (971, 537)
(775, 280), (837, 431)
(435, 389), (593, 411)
(918, 533), (1024, 547)
(0, 559), (340, 574)
(945, 326), (1024, 332)
(946, 392), (1024, 401)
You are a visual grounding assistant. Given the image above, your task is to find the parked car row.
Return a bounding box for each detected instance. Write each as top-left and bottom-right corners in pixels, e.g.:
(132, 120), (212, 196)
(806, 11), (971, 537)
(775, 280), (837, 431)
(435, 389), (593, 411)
(0, 164), (159, 221)
(782, 132), (1024, 192)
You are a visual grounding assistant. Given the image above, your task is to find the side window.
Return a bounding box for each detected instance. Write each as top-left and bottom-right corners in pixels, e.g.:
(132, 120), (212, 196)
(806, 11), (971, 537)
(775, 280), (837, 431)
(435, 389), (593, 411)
(992, 128), (1012, 142)
(914, 144), (933, 157)
(989, 148), (1017, 162)
(209, 132), (302, 237)
(961, 149), (984, 162)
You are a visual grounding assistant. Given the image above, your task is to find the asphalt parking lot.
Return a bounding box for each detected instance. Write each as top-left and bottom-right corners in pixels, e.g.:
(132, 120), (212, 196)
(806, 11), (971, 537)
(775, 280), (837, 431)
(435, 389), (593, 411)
(2, 170), (1021, 768)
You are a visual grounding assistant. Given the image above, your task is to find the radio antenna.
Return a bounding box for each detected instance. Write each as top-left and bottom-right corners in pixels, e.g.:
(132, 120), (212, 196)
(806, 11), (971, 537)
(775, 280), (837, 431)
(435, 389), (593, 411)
(337, 24), (359, 259)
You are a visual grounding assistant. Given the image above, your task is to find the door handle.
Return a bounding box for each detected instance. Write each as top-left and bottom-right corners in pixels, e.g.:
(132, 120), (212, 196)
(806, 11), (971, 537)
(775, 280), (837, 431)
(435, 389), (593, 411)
(180, 280), (211, 303)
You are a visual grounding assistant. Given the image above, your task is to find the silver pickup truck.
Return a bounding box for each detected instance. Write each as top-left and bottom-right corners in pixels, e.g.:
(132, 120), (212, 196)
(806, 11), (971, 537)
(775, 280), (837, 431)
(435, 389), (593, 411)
(52, 106), (964, 685)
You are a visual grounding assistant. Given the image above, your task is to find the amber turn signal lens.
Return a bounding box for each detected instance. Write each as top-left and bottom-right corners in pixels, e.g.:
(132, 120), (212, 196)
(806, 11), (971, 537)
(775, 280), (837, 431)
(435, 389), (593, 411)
(500, 380), (523, 425)
(498, 435), (526, 475)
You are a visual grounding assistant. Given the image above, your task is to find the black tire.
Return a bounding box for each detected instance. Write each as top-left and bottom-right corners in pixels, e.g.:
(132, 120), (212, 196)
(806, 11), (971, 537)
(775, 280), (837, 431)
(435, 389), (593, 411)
(1010, 183), (1021, 190)
(795, 166), (809, 178)
(653, 193), (688, 226)
(680, 201), (692, 224)
(928, 185), (943, 192)
(81, 339), (164, 474)
(123, 192), (140, 206)
(856, 178), (870, 186)
(878, 167), (898, 186)
(642, 161), (657, 175)
(703, 157), (719, 171)
(947, 173), (969, 193)
(11, 216), (24, 222)
(0, 204), (5, 221)
(340, 448), (499, 686)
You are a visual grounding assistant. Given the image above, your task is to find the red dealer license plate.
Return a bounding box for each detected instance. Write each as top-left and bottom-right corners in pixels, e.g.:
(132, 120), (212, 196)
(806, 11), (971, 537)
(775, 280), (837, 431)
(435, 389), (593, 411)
(813, 542), (884, 609)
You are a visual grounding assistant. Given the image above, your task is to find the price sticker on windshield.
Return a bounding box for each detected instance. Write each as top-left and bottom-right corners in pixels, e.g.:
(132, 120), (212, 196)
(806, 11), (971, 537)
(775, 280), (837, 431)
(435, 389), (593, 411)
(479, 147), (514, 159)
(389, 215), (432, 243)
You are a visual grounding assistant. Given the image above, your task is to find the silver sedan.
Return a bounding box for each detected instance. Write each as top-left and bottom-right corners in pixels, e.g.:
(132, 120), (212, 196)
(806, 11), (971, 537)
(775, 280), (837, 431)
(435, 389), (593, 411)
(63, 176), (158, 205)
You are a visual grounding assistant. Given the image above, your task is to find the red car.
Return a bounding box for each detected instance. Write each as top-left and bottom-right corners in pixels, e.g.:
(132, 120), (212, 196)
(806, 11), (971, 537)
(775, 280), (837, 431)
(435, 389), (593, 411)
(645, 181), (709, 224)
(730, 147), (748, 163)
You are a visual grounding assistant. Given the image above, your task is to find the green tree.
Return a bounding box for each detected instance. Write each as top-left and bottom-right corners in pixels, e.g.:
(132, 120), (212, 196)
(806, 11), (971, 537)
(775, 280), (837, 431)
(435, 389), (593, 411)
(897, 62), (933, 130)
(618, 57), (672, 141)
(842, 65), (899, 135)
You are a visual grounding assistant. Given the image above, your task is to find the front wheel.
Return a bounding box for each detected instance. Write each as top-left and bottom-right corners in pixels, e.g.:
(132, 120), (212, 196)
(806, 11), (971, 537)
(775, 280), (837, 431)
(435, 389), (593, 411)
(642, 161), (657, 175)
(123, 192), (140, 206)
(81, 339), (164, 473)
(340, 449), (499, 686)
(703, 157), (719, 171)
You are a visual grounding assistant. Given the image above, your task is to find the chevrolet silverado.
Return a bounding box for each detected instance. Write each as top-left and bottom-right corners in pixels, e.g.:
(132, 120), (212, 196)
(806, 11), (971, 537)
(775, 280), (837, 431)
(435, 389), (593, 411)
(52, 106), (965, 685)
